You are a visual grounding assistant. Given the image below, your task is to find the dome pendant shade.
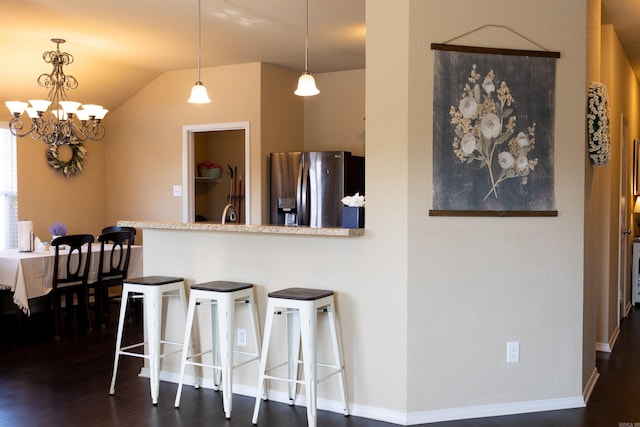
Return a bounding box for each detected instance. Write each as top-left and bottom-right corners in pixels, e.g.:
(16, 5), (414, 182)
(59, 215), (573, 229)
(294, 72), (320, 96)
(188, 81), (211, 104)
(295, 0), (319, 97)
(188, 0), (211, 104)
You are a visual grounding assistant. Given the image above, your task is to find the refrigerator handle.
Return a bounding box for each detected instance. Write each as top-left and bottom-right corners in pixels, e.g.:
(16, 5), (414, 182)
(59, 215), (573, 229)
(297, 158), (309, 225)
(296, 160), (303, 224)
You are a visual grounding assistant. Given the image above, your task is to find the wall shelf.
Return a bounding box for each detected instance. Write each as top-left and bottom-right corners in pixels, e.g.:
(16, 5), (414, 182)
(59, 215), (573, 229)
(195, 177), (221, 183)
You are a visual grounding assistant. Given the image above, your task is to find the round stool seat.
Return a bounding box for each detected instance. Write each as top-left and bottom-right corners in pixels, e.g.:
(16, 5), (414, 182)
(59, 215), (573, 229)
(267, 287), (333, 300)
(192, 280), (254, 292)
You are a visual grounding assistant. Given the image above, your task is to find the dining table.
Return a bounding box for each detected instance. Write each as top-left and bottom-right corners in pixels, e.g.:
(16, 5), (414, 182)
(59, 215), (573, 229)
(0, 243), (143, 315)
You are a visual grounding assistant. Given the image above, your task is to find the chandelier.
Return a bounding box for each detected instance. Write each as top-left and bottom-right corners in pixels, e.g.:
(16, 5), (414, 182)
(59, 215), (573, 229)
(5, 38), (108, 146)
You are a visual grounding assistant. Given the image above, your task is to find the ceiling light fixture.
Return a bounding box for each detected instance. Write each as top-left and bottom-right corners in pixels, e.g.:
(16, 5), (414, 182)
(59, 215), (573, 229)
(188, 0), (211, 104)
(5, 38), (108, 146)
(294, 0), (319, 96)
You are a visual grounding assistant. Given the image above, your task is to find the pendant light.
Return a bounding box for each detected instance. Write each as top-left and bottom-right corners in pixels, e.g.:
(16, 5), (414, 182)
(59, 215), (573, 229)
(188, 0), (211, 103)
(294, 0), (319, 96)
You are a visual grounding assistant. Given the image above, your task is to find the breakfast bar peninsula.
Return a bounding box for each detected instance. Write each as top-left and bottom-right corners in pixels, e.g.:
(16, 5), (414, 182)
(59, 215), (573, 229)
(116, 220), (370, 419)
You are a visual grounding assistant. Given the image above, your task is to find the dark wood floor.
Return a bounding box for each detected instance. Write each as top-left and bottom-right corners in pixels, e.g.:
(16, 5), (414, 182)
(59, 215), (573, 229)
(1, 303), (640, 427)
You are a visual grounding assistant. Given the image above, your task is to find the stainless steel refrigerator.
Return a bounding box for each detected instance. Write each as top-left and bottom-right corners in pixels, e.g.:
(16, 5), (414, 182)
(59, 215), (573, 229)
(270, 151), (365, 227)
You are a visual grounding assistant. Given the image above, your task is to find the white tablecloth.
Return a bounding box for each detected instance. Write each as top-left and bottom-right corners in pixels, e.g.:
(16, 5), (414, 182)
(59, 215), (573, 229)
(0, 243), (143, 315)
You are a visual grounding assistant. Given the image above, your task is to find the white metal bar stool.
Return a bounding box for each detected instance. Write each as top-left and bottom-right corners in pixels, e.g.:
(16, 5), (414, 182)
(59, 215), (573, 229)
(251, 288), (349, 427)
(174, 280), (262, 419)
(109, 276), (188, 405)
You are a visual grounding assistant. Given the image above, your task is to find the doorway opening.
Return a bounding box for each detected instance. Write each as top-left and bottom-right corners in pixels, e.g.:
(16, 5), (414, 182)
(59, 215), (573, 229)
(182, 122), (250, 223)
(618, 114), (630, 325)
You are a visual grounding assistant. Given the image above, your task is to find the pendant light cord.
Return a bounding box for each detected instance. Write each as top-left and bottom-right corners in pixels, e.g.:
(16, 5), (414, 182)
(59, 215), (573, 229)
(197, 0), (202, 81)
(304, 0), (309, 72)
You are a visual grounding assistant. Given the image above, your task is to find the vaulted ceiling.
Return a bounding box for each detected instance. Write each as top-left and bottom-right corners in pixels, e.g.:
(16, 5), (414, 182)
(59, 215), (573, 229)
(0, 1), (637, 117)
(0, 0), (366, 114)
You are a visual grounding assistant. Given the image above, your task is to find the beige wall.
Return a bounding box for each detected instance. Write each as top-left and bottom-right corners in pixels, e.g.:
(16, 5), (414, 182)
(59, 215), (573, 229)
(303, 69), (366, 156)
(143, 0), (592, 421)
(14, 126), (106, 240)
(103, 62), (303, 227)
(596, 24), (640, 348)
(583, 0), (600, 398)
(395, 0), (587, 415)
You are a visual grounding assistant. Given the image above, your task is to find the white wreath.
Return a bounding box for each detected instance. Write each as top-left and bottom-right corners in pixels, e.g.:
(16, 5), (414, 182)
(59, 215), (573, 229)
(587, 82), (610, 166)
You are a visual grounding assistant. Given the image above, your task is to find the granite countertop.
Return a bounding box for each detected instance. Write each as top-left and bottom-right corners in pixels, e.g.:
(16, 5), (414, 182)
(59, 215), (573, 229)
(117, 220), (365, 237)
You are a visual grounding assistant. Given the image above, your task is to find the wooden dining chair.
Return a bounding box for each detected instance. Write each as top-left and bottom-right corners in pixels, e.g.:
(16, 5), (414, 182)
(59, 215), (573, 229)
(50, 234), (95, 340)
(101, 226), (137, 245)
(91, 230), (134, 328)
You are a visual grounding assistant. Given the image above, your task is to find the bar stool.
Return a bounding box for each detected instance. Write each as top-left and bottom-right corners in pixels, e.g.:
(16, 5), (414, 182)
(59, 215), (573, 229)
(252, 288), (349, 427)
(174, 281), (262, 419)
(109, 276), (188, 405)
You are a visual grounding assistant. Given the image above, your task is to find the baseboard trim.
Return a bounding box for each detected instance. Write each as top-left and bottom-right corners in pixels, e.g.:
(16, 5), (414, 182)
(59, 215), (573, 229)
(596, 325), (620, 353)
(403, 396), (586, 425)
(140, 368), (587, 425)
(582, 367), (599, 404)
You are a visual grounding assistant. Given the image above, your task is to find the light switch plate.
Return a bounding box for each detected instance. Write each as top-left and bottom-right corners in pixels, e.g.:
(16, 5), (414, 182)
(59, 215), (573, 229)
(173, 185), (182, 197)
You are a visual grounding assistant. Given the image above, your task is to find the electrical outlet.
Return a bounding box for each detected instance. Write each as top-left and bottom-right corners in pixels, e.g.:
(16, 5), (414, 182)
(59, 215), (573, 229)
(172, 185), (182, 197)
(237, 328), (247, 347)
(507, 341), (520, 363)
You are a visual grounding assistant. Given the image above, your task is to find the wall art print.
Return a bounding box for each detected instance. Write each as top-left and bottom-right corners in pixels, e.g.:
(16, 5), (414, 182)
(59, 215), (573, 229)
(430, 47), (558, 216)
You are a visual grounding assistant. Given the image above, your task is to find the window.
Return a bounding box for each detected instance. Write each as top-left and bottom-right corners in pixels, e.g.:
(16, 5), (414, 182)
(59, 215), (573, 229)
(0, 123), (17, 249)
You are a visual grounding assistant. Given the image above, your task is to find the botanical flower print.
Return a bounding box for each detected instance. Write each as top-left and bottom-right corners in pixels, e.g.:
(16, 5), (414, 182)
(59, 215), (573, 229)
(450, 64), (538, 201)
(432, 49), (556, 213)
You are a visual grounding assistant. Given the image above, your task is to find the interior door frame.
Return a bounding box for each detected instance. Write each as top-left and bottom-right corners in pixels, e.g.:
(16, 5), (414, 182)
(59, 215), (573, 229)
(618, 114), (630, 324)
(182, 121), (251, 223)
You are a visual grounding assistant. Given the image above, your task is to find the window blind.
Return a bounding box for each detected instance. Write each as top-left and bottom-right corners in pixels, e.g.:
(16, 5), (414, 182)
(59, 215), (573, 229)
(0, 123), (17, 249)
